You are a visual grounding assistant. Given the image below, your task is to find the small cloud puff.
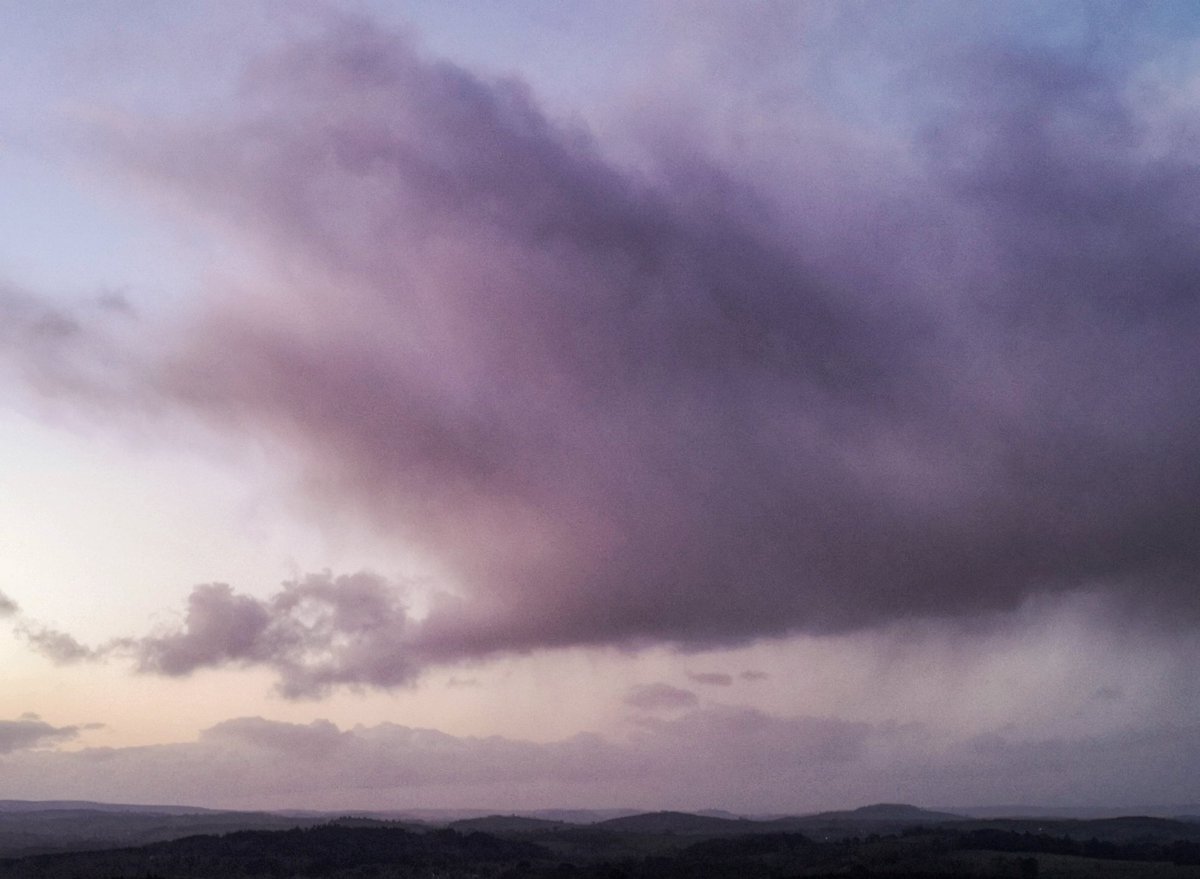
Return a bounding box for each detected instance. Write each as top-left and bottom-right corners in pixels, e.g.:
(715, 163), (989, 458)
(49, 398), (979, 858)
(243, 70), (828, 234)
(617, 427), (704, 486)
(624, 683), (699, 711)
(0, 716), (85, 754)
(687, 671), (733, 686)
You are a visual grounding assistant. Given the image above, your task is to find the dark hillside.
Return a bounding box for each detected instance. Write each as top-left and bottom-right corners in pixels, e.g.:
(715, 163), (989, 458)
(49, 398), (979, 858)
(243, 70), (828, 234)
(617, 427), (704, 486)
(451, 815), (572, 833)
(594, 811), (759, 835)
(0, 824), (547, 879)
(5, 818), (1200, 878)
(0, 808), (322, 857)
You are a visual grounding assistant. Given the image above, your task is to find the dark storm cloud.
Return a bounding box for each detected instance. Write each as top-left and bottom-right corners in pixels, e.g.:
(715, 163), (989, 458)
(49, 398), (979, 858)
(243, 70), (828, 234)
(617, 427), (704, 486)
(624, 683), (699, 711)
(23, 11), (1200, 689)
(0, 715), (82, 754)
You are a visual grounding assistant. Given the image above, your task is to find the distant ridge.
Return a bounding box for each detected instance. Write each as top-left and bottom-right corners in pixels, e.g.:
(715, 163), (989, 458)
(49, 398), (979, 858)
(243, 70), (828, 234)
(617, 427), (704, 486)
(0, 802), (322, 858)
(805, 803), (964, 822)
(450, 815), (571, 833)
(431, 805), (967, 838)
(594, 811), (758, 834)
(527, 809), (641, 824)
(0, 799), (222, 815)
(955, 804), (1200, 820)
(339, 807), (638, 824)
(588, 806), (961, 836)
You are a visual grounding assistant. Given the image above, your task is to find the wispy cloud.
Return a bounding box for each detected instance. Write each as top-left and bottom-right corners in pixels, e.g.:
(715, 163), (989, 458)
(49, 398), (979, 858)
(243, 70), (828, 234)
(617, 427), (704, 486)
(0, 286), (141, 408)
(17, 625), (104, 664)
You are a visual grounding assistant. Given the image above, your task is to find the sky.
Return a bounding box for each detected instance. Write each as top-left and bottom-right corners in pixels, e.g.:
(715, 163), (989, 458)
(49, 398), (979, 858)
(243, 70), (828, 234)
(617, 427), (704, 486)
(1, 0), (1200, 814)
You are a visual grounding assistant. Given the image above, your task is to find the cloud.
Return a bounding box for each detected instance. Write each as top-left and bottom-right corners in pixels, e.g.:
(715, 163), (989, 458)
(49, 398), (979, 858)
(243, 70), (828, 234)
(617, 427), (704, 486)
(11, 571), (417, 697)
(0, 716), (83, 754)
(0, 286), (141, 409)
(0, 591), (18, 617)
(17, 625), (104, 664)
(928, 724), (1200, 808)
(687, 671), (733, 687)
(0, 708), (881, 810)
(2, 706), (1193, 812)
(130, 572), (414, 698)
(202, 716), (346, 759)
(624, 683), (699, 711)
(13, 10), (1200, 689)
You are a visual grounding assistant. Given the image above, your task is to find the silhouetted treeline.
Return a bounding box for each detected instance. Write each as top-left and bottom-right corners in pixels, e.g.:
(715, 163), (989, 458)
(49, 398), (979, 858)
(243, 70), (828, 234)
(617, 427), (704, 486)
(0, 825), (545, 879)
(4, 817), (1200, 878)
(955, 826), (1200, 865)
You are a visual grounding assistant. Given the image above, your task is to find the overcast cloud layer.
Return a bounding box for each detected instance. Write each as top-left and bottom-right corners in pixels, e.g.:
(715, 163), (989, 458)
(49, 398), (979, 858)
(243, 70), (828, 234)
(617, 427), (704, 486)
(1, 706), (1198, 813)
(6, 6), (1200, 697)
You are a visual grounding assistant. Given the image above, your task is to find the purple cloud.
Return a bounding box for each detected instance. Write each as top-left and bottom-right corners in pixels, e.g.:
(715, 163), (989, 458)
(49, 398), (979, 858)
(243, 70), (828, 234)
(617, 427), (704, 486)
(0, 285), (141, 409)
(687, 672), (733, 687)
(129, 571), (414, 698)
(18, 625), (103, 664)
(624, 683), (699, 711)
(0, 715), (83, 754)
(8, 705), (1194, 812)
(11, 13), (1200, 691)
(135, 582), (275, 675)
(0, 708), (882, 811)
